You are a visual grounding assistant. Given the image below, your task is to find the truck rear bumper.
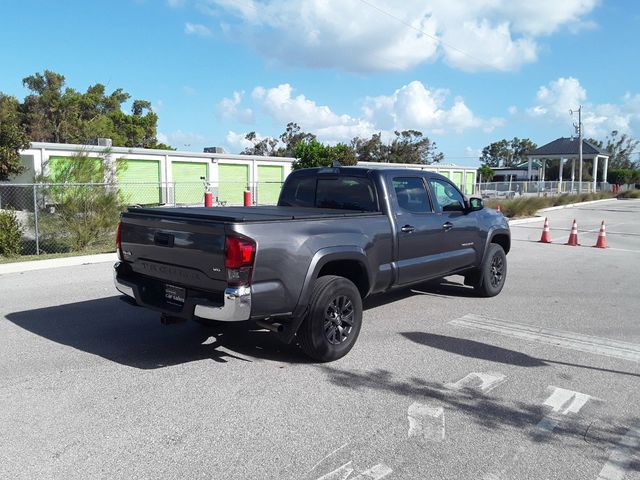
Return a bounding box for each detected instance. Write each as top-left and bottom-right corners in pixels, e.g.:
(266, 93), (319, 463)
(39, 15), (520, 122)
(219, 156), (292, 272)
(113, 262), (251, 322)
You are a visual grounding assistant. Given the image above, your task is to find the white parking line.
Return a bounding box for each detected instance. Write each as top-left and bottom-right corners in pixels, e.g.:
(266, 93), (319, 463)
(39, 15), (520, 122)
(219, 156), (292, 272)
(449, 314), (640, 362)
(597, 423), (640, 480)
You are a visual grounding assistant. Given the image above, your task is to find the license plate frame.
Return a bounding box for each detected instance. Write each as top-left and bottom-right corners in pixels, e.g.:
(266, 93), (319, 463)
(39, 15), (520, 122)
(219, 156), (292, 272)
(164, 284), (186, 305)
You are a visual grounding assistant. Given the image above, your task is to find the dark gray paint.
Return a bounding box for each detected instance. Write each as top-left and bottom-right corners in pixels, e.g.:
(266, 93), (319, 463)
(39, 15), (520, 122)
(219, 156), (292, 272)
(115, 167), (510, 322)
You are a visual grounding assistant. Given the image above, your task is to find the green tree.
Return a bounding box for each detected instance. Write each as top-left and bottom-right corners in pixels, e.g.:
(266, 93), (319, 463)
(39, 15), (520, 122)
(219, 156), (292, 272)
(351, 133), (387, 163)
(480, 137), (537, 167)
(36, 150), (123, 252)
(240, 131), (280, 156)
(0, 94), (30, 180)
(291, 140), (357, 170)
(477, 164), (495, 182)
(587, 131), (639, 169)
(278, 122), (316, 157)
(351, 130), (443, 164)
(15, 70), (171, 149)
(387, 130), (443, 164)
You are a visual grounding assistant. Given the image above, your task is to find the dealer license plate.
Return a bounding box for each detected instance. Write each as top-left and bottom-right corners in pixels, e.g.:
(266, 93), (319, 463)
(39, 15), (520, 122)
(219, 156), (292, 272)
(164, 284), (186, 304)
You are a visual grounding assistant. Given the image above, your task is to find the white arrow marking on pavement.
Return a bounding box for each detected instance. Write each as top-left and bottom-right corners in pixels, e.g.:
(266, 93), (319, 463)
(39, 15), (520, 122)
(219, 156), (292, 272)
(407, 402), (445, 442)
(445, 371), (506, 393)
(597, 423), (640, 480)
(481, 386), (594, 479)
(536, 386), (592, 431)
(351, 464), (393, 480)
(316, 462), (392, 480)
(316, 461), (354, 480)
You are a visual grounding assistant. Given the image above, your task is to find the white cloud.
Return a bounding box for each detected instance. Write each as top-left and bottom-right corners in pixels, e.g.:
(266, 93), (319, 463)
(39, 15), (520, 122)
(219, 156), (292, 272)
(222, 81), (501, 147)
(184, 22), (212, 37)
(226, 130), (264, 150)
(363, 81), (503, 134)
(167, 0), (186, 7)
(527, 77), (640, 138)
(199, 0), (599, 72)
(217, 91), (254, 123)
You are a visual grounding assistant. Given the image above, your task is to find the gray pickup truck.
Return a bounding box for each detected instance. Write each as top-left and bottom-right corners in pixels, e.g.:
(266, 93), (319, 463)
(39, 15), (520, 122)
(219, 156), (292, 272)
(114, 166), (510, 361)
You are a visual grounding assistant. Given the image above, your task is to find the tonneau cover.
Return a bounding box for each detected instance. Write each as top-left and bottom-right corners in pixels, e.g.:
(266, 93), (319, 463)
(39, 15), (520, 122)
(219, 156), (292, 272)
(126, 205), (382, 223)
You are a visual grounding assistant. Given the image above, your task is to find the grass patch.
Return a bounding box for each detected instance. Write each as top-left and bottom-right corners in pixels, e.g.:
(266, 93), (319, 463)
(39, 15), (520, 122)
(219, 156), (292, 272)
(484, 192), (615, 218)
(0, 246), (115, 264)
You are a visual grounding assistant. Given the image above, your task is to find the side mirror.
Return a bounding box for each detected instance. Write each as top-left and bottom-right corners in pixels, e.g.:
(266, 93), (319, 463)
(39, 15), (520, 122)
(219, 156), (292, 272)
(467, 197), (484, 212)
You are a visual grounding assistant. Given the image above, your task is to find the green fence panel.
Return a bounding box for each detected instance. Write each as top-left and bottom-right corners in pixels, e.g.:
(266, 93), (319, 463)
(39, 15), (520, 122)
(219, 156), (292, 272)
(172, 161), (208, 204)
(257, 165), (284, 204)
(118, 159), (161, 205)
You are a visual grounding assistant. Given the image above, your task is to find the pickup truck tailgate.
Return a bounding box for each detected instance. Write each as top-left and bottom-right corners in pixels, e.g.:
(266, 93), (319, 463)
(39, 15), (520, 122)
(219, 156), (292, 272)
(119, 211), (227, 293)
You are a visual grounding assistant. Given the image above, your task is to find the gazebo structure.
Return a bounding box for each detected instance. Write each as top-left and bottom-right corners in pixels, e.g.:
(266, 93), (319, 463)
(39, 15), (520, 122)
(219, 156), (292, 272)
(527, 137), (609, 191)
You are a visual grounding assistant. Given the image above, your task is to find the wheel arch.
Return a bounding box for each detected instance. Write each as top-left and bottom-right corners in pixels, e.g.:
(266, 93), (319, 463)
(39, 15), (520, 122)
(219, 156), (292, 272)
(293, 246), (372, 318)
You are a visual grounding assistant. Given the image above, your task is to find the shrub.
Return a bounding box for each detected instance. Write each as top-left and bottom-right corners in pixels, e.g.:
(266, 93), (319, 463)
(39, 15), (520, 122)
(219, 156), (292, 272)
(36, 150), (123, 252)
(617, 189), (640, 199)
(0, 209), (24, 257)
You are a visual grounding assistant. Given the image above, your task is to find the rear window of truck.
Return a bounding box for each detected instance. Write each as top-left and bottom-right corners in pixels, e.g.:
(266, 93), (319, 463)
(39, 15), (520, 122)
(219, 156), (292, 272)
(279, 176), (379, 212)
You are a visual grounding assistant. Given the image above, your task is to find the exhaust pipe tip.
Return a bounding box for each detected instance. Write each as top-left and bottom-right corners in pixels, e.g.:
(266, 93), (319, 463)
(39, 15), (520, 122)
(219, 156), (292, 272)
(256, 320), (284, 333)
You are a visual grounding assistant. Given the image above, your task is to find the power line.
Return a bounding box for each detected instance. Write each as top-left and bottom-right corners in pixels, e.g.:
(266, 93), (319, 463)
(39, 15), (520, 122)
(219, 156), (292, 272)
(357, 0), (497, 70)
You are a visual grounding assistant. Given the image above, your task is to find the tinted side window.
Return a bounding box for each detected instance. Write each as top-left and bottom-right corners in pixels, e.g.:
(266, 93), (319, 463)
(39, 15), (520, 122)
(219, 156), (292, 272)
(392, 177), (432, 213)
(429, 178), (465, 212)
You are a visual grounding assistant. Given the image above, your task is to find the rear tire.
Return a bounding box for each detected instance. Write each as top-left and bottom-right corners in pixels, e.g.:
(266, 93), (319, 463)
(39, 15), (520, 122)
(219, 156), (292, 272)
(297, 275), (363, 362)
(474, 243), (507, 297)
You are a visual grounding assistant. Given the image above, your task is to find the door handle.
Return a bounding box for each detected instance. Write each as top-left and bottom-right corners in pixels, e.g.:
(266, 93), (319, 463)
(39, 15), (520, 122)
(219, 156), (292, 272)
(442, 222), (453, 231)
(401, 225), (415, 233)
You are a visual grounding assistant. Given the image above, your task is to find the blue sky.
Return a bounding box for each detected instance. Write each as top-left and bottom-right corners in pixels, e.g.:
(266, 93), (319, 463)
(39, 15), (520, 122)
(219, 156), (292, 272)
(1, 0), (639, 166)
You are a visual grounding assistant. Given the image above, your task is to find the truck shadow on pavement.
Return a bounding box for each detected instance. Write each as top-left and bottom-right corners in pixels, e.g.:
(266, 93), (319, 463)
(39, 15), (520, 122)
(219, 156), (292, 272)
(401, 332), (640, 378)
(5, 295), (309, 369)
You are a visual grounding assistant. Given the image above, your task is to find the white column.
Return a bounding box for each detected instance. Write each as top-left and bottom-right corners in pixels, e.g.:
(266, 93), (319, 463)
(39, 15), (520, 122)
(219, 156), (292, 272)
(571, 158), (575, 193)
(558, 157), (564, 192)
(593, 156), (599, 191)
(527, 156), (532, 180)
(603, 156), (609, 185)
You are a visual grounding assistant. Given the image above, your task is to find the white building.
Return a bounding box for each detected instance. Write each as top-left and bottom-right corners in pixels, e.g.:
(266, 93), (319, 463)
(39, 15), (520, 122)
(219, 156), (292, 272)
(7, 142), (477, 208)
(15, 142), (295, 205)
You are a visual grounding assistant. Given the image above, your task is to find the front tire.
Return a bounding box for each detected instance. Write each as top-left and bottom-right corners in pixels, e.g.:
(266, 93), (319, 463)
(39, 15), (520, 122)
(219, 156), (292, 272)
(297, 275), (363, 362)
(474, 243), (507, 297)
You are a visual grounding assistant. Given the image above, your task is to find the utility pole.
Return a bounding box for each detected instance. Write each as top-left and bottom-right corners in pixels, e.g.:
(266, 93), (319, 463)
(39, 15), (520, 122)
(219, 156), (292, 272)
(570, 106), (583, 193)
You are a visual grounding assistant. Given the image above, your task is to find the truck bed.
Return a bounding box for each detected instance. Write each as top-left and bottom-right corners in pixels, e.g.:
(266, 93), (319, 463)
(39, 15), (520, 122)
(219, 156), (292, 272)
(127, 205), (383, 223)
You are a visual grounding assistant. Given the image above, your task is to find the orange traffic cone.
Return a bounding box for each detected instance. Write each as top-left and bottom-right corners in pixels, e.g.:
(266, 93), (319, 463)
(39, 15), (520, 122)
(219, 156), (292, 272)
(594, 221), (607, 248)
(539, 217), (552, 243)
(496, 204), (501, 213)
(566, 219), (579, 246)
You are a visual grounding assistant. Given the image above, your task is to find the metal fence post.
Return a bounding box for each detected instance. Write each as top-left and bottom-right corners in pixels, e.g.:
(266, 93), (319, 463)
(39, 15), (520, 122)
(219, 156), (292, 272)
(32, 184), (40, 255)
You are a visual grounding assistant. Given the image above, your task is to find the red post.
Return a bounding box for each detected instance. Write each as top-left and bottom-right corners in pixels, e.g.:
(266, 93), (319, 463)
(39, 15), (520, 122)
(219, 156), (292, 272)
(204, 192), (213, 207)
(243, 190), (252, 207)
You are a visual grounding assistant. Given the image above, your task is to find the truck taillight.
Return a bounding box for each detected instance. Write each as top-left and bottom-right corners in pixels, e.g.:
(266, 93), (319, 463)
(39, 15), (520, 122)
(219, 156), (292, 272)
(116, 222), (123, 260)
(225, 235), (256, 286)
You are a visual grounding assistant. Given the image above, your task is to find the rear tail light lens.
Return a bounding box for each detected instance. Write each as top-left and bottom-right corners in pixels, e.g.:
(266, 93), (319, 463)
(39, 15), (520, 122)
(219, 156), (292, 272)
(225, 235), (256, 286)
(116, 222), (123, 260)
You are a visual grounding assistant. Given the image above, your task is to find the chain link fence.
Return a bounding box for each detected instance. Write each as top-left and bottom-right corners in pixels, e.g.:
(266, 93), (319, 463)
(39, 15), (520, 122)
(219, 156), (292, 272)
(0, 181), (284, 258)
(475, 181), (614, 199)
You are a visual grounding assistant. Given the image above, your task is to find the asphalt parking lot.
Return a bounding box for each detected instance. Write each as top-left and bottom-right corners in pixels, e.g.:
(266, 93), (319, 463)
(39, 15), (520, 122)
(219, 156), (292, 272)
(1, 199), (639, 480)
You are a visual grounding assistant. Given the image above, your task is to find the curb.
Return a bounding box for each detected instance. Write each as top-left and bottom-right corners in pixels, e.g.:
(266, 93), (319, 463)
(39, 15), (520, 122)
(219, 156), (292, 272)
(508, 198), (618, 225)
(0, 253), (117, 275)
